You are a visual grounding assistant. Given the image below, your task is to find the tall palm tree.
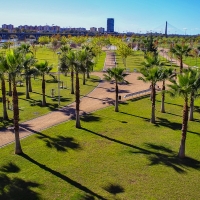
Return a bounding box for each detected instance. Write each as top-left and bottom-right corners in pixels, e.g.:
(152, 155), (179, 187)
(22, 54), (36, 99)
(168, 71), (195, 158)
(35, 61), (52, 106)
(138, 66), (162, 123)
(170, 44), (191, 73)
(186, 68), (200, 121)
(160, 67), (173, 113)
(73, 50), (87, 128)
(66, 50), (76, 94)
(0, 55), (9, 120)
(17, 43), (34, 93)
(104, 67), (128, 112)
(6, 49), (23, 154)
(79, 47), (94, 85)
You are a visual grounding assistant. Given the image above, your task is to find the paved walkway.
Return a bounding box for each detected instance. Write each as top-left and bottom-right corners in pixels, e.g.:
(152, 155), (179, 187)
(158, 48), (189, 69)
(0, 71), (153, 148)
(103, 51), (116, 70)
(1, 48), (183, 148)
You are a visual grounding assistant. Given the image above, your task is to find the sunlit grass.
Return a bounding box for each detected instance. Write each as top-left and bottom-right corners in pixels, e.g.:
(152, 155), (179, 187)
(1, 93), (200, 199)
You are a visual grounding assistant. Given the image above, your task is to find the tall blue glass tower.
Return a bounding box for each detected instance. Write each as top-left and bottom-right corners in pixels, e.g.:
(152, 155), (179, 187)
(107, 18), (114, 33)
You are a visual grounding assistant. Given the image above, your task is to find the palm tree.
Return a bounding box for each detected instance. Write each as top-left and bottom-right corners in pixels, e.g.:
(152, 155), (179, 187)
(35, 61), (52, 106)
(170, 44), (191, 73)
(138, 66), (162, 123)
(160, 68), (173, 113)
(6, 49), (23, 154)
(22, 54), (36, 99)
(104, 67), (128, 112)
(17, 43), (34, 93)
(79, 47), (94, 85)
(168, 71), (196, 158)
(186, 68), (200, 121)
(0, 55), (9, 120)
(66, 50), (76, 94)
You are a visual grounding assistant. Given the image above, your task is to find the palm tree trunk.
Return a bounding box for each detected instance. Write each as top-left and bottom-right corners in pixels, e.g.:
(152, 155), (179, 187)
(161, 80), (165, 113)
(178, 99), (188, 158)
(12, 78), (23, 154)
(71, 68), (74, 94)
(180, 56), (183, 73)
(83, 72), (86, 85)
(28, 76), (32, 92)
(42, 75), (46, 106)
(75, 71), (81, 128)
(8, 74), (12, 96)
(87, 69), (90, 78)
(25, 76), (30, 99)
(150, 84), (156, 123)
(115, 81), (119, 112)
(189, 92), (194, 121)
(1, 79), (8, 120)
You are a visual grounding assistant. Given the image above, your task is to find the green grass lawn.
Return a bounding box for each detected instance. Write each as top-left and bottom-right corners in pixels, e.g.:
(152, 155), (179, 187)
(34, 46), (59, 72)
(1, 93), (200, 199)
(116, 50), (145, 72)
(93, 51), (106, 72)
(0, 74), (100, 129)
(183, 56), (200, 67)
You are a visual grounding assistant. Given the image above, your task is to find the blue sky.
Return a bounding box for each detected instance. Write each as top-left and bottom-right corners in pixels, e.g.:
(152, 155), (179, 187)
(1, 0), (200, 35)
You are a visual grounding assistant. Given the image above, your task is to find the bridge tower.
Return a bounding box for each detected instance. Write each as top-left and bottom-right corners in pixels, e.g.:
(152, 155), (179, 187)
(165, 21), (167, 37)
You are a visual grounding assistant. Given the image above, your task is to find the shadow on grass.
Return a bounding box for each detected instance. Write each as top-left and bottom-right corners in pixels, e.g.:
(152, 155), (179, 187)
(119, 111), (149, 121)
(156, 100), (182, 107)
(130, 142), (200, 174)
(0, 118), (13, 129)
(0, 162), (41, 200)
(20, 125), (81, 152)
(81, 113), (101, 122)
(156, 117), (182, 130)
(20, 153), (106, 200)
(82, 127), (200, 174)
(0, 162), (20, 173)
(103, 183), (125, 196)
(78, 194), (95, 200)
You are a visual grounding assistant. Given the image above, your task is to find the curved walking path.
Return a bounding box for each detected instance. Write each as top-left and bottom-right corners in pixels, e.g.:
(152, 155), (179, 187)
(0, 72), (153, 148)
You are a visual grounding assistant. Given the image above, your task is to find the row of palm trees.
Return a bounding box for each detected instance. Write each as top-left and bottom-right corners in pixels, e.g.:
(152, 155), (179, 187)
(0, 43), (96, 154)
(137, 52), (200, 158)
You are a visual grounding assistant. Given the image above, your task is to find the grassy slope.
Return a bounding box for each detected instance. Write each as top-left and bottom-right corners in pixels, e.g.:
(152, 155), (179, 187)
(1, 93), (200, 199)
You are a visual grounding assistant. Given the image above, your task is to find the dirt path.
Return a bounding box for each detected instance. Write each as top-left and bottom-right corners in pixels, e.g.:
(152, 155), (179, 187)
(0, 72), (152, 148)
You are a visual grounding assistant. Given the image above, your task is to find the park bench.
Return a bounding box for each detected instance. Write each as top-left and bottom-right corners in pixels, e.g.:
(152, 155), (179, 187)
(124, 89), (151, 100)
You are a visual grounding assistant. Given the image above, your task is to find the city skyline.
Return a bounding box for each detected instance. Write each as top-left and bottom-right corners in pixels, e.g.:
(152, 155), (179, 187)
(1, 0), (200, 34)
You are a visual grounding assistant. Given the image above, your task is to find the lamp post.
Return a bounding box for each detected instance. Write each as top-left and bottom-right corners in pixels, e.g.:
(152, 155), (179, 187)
(57, 52), (61, 106)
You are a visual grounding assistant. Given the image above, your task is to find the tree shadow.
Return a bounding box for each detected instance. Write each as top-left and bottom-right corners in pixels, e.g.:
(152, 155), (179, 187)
(103, 183), (125, 196)
(0, 162), (20, 173)
(156, 117), (182, 130)
(82, 127), (200, 174)
(81, 113), (101, 122)
(0, 162), (41, 200)
(20, 153), (106, 200)
(156, 100), (182, 107)
(78, 194), (95, 200)
(119, 111), (149, 121)
(20, 124), (81, 152)
(0, 118), (13, 129)
(187, 130), (200, 137)
(164, 111), (182, 117)
(130, 142), (200, 174)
